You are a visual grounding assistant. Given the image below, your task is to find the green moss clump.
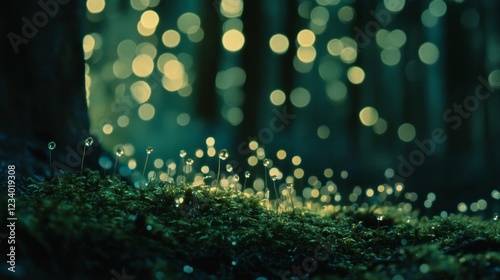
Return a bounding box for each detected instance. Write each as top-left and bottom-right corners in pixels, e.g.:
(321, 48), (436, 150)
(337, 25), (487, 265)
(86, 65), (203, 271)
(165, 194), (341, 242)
(3, 170), (499, 279)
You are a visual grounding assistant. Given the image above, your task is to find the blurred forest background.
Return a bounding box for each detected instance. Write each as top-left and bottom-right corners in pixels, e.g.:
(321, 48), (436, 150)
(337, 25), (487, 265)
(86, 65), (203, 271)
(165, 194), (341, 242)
(83, 0), (500, 214)
(2, 0), (499, 216)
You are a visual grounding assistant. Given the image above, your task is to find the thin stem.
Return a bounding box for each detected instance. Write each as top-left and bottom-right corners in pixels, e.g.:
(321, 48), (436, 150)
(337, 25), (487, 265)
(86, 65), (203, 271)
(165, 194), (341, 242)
(113, 156), (119, 176)
(216, 158), (221, 192)
(182, 157), (185, 184)
(81, 146), (87, 171)
(266, 190), (270, 211)
(229, 172), (234, 193)
(49, 151), (53, 177)
(272, 180), (279, 211)
(243, 177), (247, 189)
(264, 166), (268, 195)
(142, 153), (150, 177)
(288, 189), (295, 214)
(272, 181), (278, 202)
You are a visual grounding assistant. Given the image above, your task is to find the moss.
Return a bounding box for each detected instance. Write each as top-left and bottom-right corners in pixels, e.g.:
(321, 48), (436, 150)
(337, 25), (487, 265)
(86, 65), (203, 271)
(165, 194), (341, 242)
(3, 169), (500, 279)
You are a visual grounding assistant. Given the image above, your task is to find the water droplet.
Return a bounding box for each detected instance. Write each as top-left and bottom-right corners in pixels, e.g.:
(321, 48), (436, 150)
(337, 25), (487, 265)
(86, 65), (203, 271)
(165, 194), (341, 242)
(219, 149), (229, 160)
(233, 174), (240, 182)
(179, 150), (187, 158)
(231, 260), (237, 266)
(228, 235), (238, 245)
(146, 224), (152, 231)
(183, 265), (193, 274)
(146, 147), (153, 154)
(85, 137), (94, 146)
(286, 183), (293, 189)
(186, 158), (194, 165)
(494, 213), (499, 221)
(271, 175), (277, 181)
(244, 171), (251, 178)
(115, 147), (124, 157)
(263, 158), (272, 168)
(48, 141), (56, 150)
(226, 164), (233, 173)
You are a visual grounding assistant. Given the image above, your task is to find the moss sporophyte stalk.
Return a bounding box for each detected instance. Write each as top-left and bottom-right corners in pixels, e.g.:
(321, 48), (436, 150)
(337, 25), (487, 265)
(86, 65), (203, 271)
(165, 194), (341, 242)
(80, 136), (94, 170)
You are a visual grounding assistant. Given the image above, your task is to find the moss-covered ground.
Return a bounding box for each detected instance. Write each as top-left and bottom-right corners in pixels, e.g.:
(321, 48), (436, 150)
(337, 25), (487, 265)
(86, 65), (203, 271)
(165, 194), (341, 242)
(2, 170), (500, 279)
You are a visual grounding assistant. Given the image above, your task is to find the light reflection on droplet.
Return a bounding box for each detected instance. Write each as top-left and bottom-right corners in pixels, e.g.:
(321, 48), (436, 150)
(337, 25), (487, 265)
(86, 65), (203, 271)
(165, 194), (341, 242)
(48, 141), (56, 150)
(219, 149), (229, 160)
(85, 137), (94, 146)
(115, 147), (125, 157)
(180, 150), (187, 158)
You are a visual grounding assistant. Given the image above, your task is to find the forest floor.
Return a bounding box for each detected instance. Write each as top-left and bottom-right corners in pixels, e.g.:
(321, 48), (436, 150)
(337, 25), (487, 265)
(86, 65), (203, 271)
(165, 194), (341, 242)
(2, 169), (500, 279)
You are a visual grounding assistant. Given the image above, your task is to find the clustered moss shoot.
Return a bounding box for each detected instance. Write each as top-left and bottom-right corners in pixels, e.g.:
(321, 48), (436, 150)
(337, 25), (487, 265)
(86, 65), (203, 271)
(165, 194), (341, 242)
(4, 169), (500, 279)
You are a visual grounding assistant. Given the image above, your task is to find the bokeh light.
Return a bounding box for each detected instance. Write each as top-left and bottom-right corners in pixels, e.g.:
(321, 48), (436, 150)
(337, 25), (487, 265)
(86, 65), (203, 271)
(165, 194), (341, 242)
(78, 0), (500, 221)
(162, 30), (181, 48)
(87, 0), (105, 14)
(398, 123), (416, 142)
(269, 34), (289, 54)
(419, 42), (440, 65)
(222, 29), (245, 52)
(347, 66), (365, 84)
(290, 87), (311, 108)
(359, 107), (379, 126)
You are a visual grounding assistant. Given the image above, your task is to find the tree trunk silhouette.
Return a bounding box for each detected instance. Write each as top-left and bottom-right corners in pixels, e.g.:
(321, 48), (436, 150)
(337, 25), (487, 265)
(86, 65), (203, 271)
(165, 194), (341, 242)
(1, 1), (98, 180)
(195, 1), (222, 123)
(239, 0), (265, 144)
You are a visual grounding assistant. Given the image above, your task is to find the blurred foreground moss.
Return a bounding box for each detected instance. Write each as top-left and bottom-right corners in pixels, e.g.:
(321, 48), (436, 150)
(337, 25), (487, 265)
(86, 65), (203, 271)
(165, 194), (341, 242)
(3, 170), (500, 279)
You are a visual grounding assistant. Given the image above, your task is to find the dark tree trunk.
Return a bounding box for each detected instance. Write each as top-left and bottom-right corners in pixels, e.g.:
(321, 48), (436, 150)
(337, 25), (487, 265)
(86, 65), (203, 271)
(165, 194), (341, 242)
(195, 1), (222, 123)
(1, 0), (97, 180)
(239, 0), (265, 143)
